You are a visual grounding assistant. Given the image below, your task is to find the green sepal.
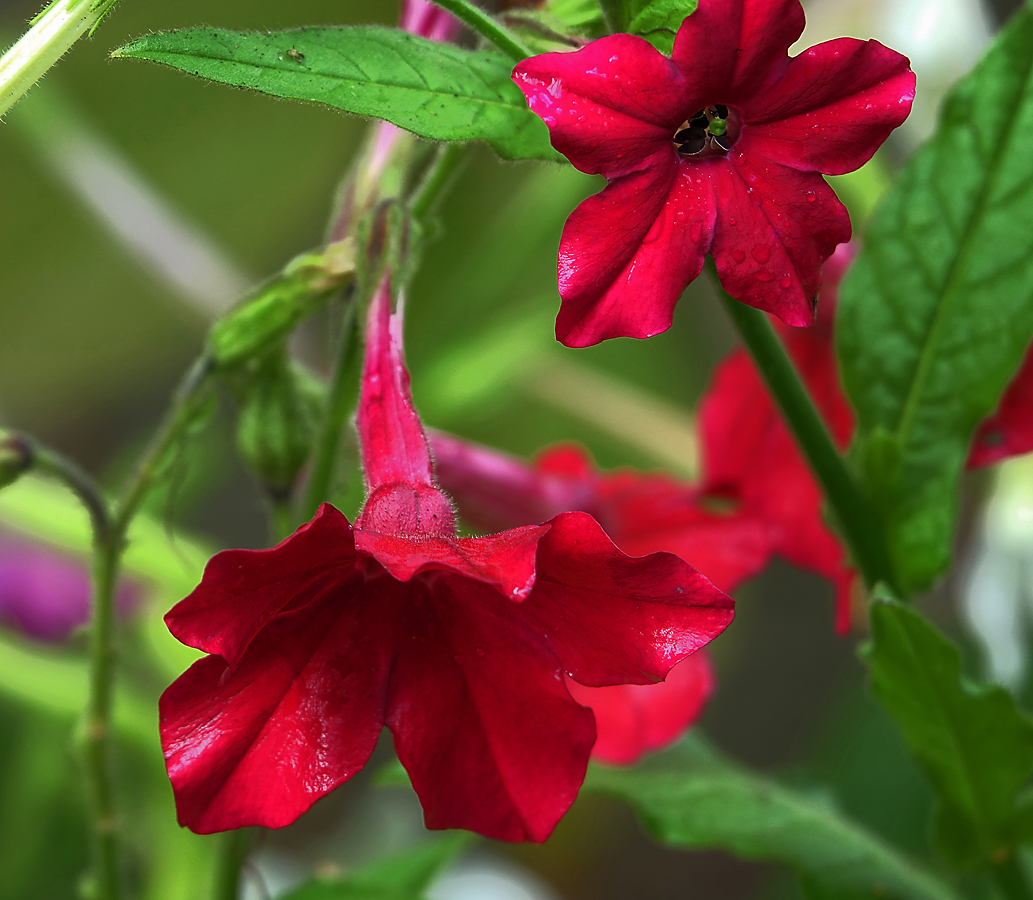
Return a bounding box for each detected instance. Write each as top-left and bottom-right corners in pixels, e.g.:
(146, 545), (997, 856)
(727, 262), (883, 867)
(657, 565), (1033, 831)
(862, 596), (1033, 870)
(209, 239), (355, 370)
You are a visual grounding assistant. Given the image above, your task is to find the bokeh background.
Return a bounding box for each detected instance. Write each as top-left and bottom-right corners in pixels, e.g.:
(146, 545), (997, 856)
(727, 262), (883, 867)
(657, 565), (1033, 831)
(0, 0), (1027, 896)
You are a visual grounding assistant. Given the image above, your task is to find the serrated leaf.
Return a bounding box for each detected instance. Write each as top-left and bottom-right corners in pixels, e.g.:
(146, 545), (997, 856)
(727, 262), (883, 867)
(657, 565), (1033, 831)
(627, 0), (696, 55)
(863, 599), (1033, 869)
(584, 734), (957, 900)
(837, 4), (1033, 592)
(279, 832), (471, 900)
(111, 27), (560, 163)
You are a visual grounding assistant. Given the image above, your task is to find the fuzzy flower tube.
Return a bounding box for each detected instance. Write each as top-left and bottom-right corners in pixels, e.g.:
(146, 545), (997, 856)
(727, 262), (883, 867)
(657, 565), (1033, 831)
(512, 0), (915, 346)
(157, 277), (734, 842)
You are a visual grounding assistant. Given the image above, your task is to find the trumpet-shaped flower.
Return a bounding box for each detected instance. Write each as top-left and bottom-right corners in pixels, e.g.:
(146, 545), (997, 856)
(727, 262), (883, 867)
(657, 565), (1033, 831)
(512, 0), (914, 347)
(158, 278), (733, 842)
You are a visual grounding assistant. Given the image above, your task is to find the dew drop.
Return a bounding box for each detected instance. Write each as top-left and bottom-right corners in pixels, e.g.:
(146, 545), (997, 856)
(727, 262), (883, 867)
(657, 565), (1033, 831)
(728, 217), (737, 226)
(805, 190), (816, 203)
(751, 244), (771, 263)
(755, 270), (775, 282)
(476, 648), (486, 658)
(454, 654), (465, 665)
(732, 249), (746, 264)
(779, 275), (792, 289)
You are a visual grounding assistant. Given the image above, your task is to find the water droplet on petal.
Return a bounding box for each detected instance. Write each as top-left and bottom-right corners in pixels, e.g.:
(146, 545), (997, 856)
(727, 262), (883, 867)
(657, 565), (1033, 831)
(728, 217), (737, 226)
(779, 275), (792, 289)
(454, 654), (465, 665)
(751, 245), (771, 263)
(805, 191), (816, 203)
(732, 249), (746, 264)
(476, 648), (485, 657)
(755, 270), (775, 282)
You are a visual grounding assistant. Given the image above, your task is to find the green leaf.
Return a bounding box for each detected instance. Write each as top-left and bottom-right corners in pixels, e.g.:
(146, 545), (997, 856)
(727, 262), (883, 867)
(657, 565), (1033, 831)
(862, 599), (1033, 868)
(837, 4), (1033, 592)
(584, 734), (957, 900)
(280, 832), (472, 900)
(111, 27), (560, 163)
(627, 0), (696, 55)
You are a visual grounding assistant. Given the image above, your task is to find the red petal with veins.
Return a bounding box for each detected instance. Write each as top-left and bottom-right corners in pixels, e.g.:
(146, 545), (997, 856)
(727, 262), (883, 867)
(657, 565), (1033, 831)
(557, 162), (716, 347)
(969, 344), (1033, 468)
(744, 39), (915, 174)
(567, 651), (715, 765)
(520, 512), (733, 686)
(386, 574), (595, 842)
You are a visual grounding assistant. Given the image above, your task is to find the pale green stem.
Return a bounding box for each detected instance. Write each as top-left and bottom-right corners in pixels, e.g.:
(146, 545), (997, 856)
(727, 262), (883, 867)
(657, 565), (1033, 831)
(0, 0), (117, 118)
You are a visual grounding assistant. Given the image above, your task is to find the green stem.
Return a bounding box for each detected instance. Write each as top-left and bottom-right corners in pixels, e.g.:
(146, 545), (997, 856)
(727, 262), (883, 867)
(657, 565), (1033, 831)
(24, 441), (121, 899)
(212, 828), (252, 900)
(994, 855), (1033, 900)
(0, 0), (118, 117)
(430, 0), (532, 61)
(301, 301), (360, 522)
(410, 143), (465, 222)
(718, 288), (899, 594)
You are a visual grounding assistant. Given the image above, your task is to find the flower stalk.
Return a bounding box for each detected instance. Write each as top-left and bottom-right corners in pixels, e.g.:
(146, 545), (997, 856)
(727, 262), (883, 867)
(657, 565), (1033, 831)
(429, 0), (531, 61)
(0, 0), (119, 118)
(717, 282), (899, 596)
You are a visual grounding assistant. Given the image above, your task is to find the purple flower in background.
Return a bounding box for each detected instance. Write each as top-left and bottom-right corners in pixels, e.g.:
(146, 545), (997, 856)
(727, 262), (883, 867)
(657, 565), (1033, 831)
(0, 533), (138, 643)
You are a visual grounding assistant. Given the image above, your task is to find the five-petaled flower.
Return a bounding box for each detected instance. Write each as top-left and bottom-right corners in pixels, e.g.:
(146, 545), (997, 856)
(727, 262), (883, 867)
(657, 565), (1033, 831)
(512, 0), (915, 347)
(159, 276), (733, 842)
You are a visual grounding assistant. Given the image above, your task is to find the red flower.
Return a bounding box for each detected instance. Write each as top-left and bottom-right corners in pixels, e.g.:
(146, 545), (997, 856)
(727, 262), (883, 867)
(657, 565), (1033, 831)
(159, 278), (733, 842)
(511, 0), (914, 347)
(969, 345), (1033, 468)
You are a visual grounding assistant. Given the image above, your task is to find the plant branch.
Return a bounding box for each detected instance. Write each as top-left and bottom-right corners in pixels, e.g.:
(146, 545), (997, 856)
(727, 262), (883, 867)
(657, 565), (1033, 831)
(410, 143), (465, 222)
(213, 828), (253, 900)
(430, 0), (532, 60)
(716, 283), (899, 594)
(0, 0), (119, 118)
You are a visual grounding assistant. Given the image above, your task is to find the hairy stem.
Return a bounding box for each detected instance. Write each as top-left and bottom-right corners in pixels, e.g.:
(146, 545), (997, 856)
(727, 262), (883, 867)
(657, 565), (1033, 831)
(301, 301), (360, 522)
(0, 0), (118, 117)
(410, 143), (465, 222)
(212, 828), (253, 900)
(718, 288), (899, 594)
(430, 0), (532, 60)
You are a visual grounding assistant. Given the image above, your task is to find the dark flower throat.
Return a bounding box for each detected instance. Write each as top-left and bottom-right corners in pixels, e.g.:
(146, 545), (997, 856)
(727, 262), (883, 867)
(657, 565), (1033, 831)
(675, 105), (735, 156)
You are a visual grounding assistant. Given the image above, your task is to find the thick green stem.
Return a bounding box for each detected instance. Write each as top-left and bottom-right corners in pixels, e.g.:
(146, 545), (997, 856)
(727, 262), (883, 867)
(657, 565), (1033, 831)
(0, 0), (118, 117)
(718, 288), (899, 594)
(430, 0), (532, 60)
(212, 828), (252, 900)
(994, 855), (1033, 900)
(301, 302), (360, 522)
(410, 143), (465, 222)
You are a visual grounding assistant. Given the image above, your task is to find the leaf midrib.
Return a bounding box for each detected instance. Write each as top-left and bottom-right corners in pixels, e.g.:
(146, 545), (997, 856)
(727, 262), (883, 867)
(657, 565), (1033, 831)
(892, 33), (1033, 446)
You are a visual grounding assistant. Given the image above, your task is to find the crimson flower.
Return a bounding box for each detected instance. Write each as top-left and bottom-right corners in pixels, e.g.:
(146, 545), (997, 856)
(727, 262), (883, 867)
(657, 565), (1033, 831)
(511, 0), (914, 347)
(159, 278), (733, 842)
(969, 346), (1033, 468)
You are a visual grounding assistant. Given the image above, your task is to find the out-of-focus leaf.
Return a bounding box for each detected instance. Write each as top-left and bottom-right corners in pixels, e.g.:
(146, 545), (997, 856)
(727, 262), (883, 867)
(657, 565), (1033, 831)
(111, 28), (560, 163)
(584, 734), (957, 900)
(838, 5), (1033, 593)
(627, 0), (697, 55)
(862, 598), (1033, 869)
(280, 832), (471, 900)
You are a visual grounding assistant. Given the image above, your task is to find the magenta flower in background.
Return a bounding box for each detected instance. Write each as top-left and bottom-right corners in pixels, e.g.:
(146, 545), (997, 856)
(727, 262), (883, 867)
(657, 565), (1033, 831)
(159, 277), (733, 842)
(512, 0), (915, 347)
(0, 533), (137, 643)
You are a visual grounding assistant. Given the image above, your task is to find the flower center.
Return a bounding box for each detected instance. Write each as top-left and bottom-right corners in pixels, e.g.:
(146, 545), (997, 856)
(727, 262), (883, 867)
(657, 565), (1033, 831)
(674, 105), (738, 157)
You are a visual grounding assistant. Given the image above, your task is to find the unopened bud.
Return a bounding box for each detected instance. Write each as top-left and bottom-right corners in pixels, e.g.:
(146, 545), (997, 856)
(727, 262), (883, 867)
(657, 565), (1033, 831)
(210, 239), (356, 370)
(235, 353), (322, 496)
(0, 433), (32, 489)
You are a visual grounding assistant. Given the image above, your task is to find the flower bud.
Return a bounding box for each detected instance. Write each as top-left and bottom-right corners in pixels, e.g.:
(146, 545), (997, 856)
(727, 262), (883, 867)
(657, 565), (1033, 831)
(0, 433), (31, 490)
(235, 352), (321, 497)
(209, 239), (355, 370)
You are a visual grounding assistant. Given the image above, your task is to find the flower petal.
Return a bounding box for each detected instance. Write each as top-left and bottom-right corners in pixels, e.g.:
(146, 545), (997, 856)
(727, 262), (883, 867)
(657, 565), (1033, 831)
(519, 512), (733, 686)
(557, 162), (716, 347)
(354, 524), (548, 600)
(710, 156), (849, 326)
(160, 583), (391, 833)
(671, 0), (805, 102)
(164, 504), (357, 667)
(386, 576), (595, 842)
(512, 34), (689, 178)
(969, 343), (1033, 468)
(743, 39), (915, 175)
(566, 650), (714, 765)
